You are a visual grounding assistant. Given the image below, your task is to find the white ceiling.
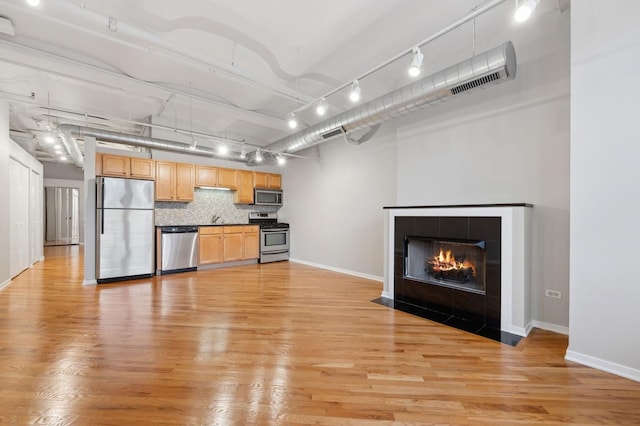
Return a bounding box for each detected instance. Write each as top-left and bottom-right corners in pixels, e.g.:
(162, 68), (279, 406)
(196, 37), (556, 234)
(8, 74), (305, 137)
(0, 0), (567, 166)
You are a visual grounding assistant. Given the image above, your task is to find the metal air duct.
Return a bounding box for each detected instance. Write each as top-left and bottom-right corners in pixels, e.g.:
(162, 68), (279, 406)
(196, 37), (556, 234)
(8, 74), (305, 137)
(250, 41), (516, 165)
(58, 124), (248, 168)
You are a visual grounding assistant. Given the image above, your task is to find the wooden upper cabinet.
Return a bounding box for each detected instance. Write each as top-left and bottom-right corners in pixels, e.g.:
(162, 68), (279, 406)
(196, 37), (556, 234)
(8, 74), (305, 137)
(155, 161), (175, 201)
(95, 153), (103, 176)
(97, 154), (154, 180)
(253, 172), (282, 189)
(195, 166), (218, 187)
(101, 154), (130, 177)
(268, 173), (282, 189)
(218, 168), (237, 189)
(175, 163), (194, 202)
(234, 170), (254, 204)
(130, 158), (155, 180)
(253, 172), (269, 188)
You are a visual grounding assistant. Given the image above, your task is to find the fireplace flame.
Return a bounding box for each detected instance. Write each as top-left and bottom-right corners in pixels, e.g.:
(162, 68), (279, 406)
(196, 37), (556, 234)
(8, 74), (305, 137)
(428, 249), (475, 275)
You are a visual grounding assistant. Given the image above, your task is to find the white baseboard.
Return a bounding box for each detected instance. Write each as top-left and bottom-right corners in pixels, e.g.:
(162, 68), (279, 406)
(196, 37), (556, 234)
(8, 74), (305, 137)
(0, 279), (10, 291)
(82, 280), (97, 286)
(531, 320), (569, 335)
(289, 258), (383, 282)
(565, 350), (640, 383)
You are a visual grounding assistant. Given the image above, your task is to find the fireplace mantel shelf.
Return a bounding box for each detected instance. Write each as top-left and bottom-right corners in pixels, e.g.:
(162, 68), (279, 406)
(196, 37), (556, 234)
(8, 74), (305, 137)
(383, 203), (533, 210)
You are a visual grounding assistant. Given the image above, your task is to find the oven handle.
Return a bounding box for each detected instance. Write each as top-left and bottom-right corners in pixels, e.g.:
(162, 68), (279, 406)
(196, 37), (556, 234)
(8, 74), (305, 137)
(261, 228), (289, 233)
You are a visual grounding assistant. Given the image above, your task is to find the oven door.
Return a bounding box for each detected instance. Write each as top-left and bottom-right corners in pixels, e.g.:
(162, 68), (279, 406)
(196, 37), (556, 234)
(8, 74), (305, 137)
(260, 228), (289, 253)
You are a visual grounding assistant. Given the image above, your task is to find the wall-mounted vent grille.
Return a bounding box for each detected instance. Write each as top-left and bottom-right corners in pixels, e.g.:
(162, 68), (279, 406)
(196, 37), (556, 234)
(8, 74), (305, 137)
(450, 72), (501, 95)
(321, 127), (346, 139)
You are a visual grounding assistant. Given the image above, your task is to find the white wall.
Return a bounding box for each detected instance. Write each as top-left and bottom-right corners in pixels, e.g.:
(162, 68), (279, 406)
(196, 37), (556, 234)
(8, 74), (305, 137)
(0, 101), (11, 287)
(395, 7), (570, 330)
(567, 0), (640, 381)
(0, 100), (45, 286)
(281, 1), (571, 330)
(278, 125), (397, 279)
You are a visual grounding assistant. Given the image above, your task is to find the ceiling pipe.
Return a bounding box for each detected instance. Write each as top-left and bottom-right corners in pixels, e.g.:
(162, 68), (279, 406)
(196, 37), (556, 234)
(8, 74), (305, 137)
(250, 41), (516, 165)
(58, 124), (248, 168)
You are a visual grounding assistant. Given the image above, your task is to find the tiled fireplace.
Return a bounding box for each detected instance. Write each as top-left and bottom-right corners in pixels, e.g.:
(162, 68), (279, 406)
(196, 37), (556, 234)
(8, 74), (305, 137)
(382, 204), (532, 339)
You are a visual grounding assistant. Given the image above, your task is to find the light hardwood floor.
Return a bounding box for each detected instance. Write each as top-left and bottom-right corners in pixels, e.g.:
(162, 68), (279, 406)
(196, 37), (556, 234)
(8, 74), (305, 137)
(1, 246), (639, 425)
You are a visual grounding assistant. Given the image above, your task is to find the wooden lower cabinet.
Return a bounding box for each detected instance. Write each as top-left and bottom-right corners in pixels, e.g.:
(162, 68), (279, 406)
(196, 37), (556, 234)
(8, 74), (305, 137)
(223, 226), (244, 262)
(198, 227), (223, 265)
(243, 226), (260, 260)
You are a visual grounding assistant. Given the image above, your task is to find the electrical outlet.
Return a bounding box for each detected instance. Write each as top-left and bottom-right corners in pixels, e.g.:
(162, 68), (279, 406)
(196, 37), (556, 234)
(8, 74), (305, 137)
(545, 289), (562, 299)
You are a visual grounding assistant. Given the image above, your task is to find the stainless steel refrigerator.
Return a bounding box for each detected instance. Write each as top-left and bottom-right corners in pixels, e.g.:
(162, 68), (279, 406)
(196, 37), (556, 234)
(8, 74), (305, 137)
(96, 177), (155, 282)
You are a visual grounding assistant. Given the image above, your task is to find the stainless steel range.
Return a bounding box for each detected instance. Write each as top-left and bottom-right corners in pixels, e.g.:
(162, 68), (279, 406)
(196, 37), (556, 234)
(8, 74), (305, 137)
(248, 212), (289, 263)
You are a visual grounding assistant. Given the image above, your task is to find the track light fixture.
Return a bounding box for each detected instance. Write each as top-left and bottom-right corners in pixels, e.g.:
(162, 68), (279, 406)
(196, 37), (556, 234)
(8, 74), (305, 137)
(315, 98), (328, 116)
(255, 149), (263, 163)
(276, 154), (286, 166)
(514, 0), (539, 23)
(287, 113), (298, 129)
(26, 0), (40, 6)
(349, 80), (361, 102)
(408, 47), (424, 77)
(44, 135), (55, 144)
(217, 144), (228, 155)
(240, 145), (247, 159)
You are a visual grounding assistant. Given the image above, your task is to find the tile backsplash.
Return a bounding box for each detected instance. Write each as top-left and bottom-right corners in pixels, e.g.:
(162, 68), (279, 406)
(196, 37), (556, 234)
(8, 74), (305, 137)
(155, 188), (278, 226)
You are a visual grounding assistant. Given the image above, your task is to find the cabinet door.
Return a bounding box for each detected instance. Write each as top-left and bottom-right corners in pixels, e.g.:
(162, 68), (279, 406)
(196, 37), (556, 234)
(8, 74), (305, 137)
(101, 154), (130, 177)
(199, 233), (223, 265)
(175, 163), (194, 202)
(268, 173), (282, 189)
(195, 166), (217, 187)
(243, 230), (259, 260)
(155, 161), (175, 201)
(95, 153), (103, 176)
(234, 170), (254, 204)
(217, 168), (237, 189)
(223, 232), (244, 262)
(130, 158), (155, 180)
(253, 172), (269, 188)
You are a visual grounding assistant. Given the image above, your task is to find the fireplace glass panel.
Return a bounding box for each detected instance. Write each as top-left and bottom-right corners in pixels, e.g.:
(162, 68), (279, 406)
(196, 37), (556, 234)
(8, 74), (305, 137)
(404, 237), (486, 294)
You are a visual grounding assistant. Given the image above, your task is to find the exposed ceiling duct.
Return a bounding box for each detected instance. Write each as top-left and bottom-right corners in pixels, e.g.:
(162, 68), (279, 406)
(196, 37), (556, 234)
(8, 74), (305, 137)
(58, 124), (247, 169)
(249, 41), (516, 165)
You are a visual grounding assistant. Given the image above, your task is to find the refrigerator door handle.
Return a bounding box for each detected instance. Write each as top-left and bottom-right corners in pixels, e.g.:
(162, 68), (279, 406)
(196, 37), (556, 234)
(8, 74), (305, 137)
(100, 179), (105, 234)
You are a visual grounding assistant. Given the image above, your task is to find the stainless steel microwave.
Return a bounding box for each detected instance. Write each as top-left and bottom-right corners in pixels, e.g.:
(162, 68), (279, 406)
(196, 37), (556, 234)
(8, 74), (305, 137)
(254, 188), (283, 206)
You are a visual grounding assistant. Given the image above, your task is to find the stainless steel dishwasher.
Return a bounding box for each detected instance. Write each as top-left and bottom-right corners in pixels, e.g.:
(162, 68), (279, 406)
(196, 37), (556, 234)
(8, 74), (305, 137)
(160, 226), (198, 274)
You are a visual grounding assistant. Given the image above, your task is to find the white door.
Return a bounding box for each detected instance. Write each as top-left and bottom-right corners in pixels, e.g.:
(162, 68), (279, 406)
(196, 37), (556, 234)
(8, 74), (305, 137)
(10, 158), (30, 278)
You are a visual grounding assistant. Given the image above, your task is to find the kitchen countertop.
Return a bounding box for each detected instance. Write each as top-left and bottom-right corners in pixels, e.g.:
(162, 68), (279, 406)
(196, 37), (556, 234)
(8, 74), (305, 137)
(156, 223), (253, 227)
